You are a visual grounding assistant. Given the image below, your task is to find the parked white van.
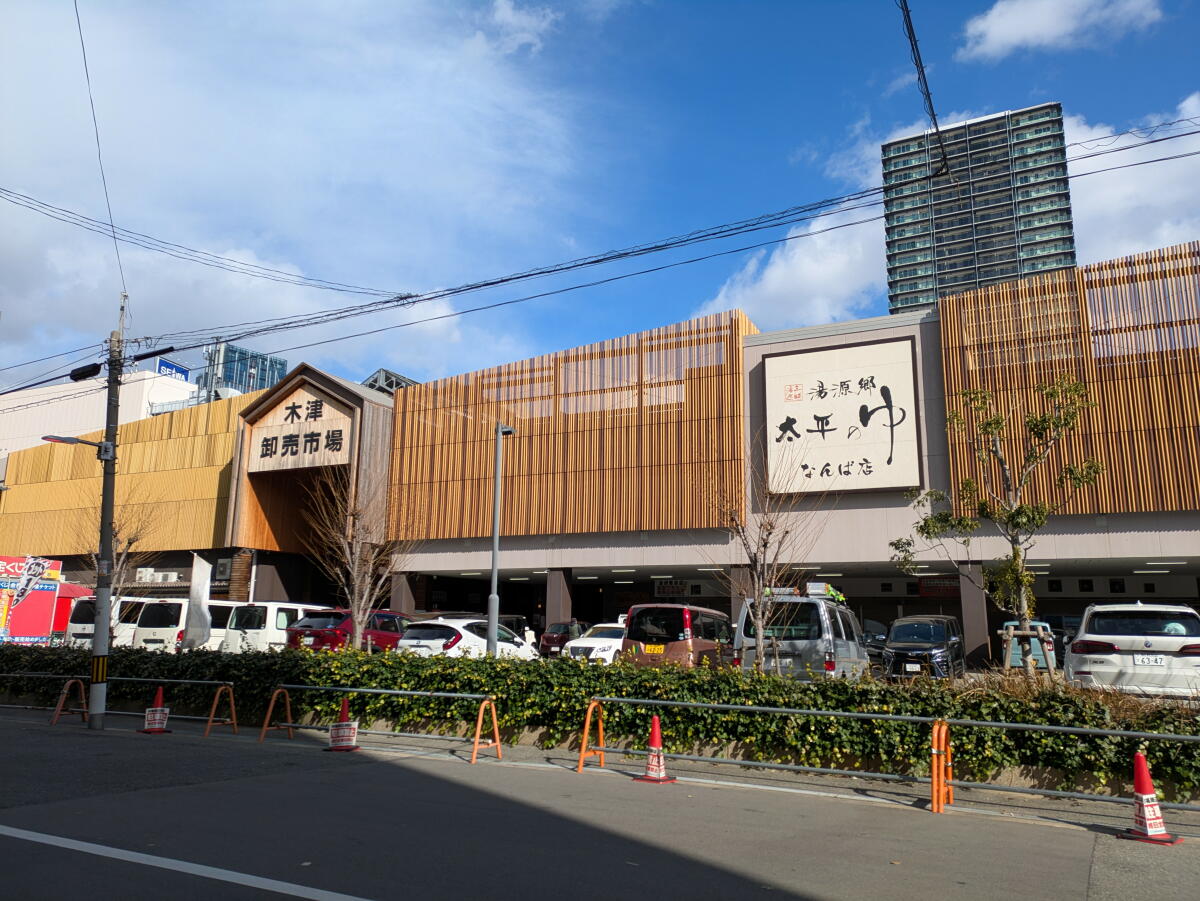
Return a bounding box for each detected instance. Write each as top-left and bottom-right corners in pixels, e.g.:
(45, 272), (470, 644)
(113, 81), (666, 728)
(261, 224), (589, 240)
(65, 597), (146, 649)
(131, 599), (238, 652)
(727, 583), (869, 679)
(219, 602), (330, 653)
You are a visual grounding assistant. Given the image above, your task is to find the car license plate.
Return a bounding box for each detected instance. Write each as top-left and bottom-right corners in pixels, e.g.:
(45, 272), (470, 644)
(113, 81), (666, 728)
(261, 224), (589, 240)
(303, 636), (315, 646)
(904, 663), (921, 672)
(1134, 654), (1165, 666)
(644, 644), (665, 654)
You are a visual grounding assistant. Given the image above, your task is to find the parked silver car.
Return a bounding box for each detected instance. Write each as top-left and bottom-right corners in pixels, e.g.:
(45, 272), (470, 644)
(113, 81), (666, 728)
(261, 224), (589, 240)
(727, 585), (868, 679)
(1064, 603), (1200, 697)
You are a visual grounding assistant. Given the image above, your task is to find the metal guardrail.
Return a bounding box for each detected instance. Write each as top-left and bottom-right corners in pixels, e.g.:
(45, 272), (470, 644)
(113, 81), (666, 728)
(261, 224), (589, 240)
(259, 683), (502, 763)
(577, 695), (1200, 814)
(0, 672), (237, 736)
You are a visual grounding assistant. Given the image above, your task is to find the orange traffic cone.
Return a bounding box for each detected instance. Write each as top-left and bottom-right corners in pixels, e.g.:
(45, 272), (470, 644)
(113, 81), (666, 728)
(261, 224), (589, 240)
(633, 715), (676, 784)
(138, 685), (172, 734)
(1119, 751), (1182, 845)
(325, 696), (360, 752)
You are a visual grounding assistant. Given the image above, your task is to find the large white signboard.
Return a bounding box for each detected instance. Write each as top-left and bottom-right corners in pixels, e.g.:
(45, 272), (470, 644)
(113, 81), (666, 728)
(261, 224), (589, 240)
(764, 338), (921, 494)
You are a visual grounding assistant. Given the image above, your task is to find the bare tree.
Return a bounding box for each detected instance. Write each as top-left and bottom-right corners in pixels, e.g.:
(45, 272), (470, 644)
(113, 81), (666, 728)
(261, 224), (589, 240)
(890, 375), (1103, 676)
(73, 496), (163, 599)
(300, 465), (419, 650)
(708, 434), (835, 674)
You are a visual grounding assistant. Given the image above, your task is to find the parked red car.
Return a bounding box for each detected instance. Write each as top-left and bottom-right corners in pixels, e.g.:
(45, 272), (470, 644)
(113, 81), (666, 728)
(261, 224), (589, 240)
(286, 609), (411, 651)
(539, 620), (591, 656)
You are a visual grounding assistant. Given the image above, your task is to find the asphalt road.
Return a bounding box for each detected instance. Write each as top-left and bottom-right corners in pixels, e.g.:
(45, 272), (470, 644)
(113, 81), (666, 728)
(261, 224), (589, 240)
(1, 710), (1197, 900)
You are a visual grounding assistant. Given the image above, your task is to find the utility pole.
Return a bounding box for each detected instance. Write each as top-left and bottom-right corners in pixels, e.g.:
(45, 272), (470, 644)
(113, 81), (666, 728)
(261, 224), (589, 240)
(88, 314), (125, 729)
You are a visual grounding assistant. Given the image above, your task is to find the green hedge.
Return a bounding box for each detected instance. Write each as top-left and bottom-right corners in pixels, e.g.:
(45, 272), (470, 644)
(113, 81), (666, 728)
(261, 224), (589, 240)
(3, 646), (1198, 795)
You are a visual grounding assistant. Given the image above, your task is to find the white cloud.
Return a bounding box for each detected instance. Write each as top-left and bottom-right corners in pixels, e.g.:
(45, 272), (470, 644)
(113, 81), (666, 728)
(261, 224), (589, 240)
(883, 70), (918, 98)
(1066, 93), (1200, 264)
(694, 212), (887, 329)
(0, 1), (575, 389)
(957, 0), (1163, 62)
(488, 0), (560, 54)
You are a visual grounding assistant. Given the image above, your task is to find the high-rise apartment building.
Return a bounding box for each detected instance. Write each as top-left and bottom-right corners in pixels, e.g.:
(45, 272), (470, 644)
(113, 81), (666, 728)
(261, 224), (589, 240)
(882, 102), (1077, 312)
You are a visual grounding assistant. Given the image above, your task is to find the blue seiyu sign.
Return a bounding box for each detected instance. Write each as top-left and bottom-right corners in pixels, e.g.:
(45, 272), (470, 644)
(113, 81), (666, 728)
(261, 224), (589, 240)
(156, 358), (190, 382)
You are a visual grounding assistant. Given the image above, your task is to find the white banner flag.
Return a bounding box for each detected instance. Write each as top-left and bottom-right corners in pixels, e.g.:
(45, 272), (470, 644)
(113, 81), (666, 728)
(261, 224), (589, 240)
(179, 554), (212, 651)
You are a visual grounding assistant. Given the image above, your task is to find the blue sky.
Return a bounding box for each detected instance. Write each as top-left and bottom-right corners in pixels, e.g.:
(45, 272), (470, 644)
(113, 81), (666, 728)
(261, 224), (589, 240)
(1, 0), (1198, 390)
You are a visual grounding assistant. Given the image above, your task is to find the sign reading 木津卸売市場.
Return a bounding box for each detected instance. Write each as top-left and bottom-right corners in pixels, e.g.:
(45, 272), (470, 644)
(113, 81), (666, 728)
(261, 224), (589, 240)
(764, 338), (921, 494)
(248, 385), (354, 473)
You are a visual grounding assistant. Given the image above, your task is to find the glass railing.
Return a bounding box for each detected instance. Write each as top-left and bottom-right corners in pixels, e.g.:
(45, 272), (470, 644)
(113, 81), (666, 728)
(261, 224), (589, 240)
(1012, 138), (1064, 157)
(1015, 182), (1068, 201)
(1009, 106), (1060, 127)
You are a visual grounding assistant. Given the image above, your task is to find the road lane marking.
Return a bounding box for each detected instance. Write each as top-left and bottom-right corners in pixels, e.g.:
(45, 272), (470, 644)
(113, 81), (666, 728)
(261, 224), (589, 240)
(0, 824), (375, 901)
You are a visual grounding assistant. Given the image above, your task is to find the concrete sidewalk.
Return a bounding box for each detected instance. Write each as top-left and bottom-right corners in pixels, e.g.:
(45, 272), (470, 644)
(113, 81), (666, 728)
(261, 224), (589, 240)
(2, 709), (1198, 900)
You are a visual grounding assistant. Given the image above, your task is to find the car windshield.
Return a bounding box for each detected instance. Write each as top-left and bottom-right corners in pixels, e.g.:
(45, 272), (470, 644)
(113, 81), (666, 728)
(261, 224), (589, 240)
(627, 608), (686, 643)
(546, 623), (571, 635)
(1087, 611), (1200, 637)
(584, 627), (625, 640)
(293, 612), (350, 630)
(889, 621), (946, 643)
(69, 601), (96, 624)
(400, 624), (458, 641)
(138, 603), (183, 628)
(229, 606), (268, 630)
(744, 601), (823, 640)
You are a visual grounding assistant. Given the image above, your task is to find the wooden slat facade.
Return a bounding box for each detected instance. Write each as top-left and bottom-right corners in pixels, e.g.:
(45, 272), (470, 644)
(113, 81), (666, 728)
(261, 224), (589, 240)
(939, 239), (1200, 515)
(0, 393), (264, 555)
(390, 311), (757, 541)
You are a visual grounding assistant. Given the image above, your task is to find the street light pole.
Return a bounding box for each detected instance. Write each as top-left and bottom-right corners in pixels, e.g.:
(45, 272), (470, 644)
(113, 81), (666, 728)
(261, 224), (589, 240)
(486, 422), (514, 657)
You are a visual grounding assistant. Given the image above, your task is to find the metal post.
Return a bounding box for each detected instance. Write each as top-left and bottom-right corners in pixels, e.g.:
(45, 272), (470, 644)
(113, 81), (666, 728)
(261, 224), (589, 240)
(486, 422), (513, 656)
(89, 325), (123, 729)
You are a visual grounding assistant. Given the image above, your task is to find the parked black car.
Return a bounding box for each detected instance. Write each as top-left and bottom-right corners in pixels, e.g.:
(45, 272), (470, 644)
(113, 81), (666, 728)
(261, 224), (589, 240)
(862, 618), (889, 672)
(882, 615), (966, 679)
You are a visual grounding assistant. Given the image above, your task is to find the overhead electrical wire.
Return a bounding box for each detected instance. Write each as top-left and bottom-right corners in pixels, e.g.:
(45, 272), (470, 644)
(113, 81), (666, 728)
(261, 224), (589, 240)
(73, 0), (126, 298)
(162, 143), (1200, 368)
(895, 0), (952, 178)
(134, 130), (1200, 353)
(3, 128), (1198, 394)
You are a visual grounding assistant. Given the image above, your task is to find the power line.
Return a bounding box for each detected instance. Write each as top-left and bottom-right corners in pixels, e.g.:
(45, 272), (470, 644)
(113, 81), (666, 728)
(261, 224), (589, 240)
(73, 0), (126, 297)
(895, 0), (952, 178)
(0, 342), (106, 376)
(135, 130), (1200, 352)
(3, 126), (1198, 390)
(189, 145), (1200, 363)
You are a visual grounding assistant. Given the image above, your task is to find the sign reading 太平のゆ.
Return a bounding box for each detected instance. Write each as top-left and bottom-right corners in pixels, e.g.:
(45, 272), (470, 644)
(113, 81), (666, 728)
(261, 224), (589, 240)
(764, 339), (921, 494)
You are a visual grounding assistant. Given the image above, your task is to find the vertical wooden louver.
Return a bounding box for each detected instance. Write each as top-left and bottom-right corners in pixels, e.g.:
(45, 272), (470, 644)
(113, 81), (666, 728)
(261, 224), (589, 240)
(389, 311), (758, 541)
(939, 240), (1200, 515)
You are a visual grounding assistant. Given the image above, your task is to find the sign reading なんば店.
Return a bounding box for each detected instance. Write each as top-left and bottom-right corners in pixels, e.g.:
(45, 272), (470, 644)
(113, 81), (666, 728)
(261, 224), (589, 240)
(248, 385), (353, 473)
(764, 338), (921, 494)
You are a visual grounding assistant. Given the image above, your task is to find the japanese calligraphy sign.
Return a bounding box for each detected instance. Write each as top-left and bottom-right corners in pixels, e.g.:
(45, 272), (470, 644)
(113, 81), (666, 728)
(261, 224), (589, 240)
(248, 385), (353, 473)
(764, 338), (921, 494)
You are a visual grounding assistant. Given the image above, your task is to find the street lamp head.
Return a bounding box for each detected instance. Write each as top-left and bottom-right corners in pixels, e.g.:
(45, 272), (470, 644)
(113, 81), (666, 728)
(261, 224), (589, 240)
(499, 424), (515, 437)
(42, 435), (79, 445)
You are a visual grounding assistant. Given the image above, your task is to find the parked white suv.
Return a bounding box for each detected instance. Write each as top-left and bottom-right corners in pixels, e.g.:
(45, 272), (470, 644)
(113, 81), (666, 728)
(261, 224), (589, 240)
(1064, 603), (1200, 697)
(394, 618), (538, 660)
